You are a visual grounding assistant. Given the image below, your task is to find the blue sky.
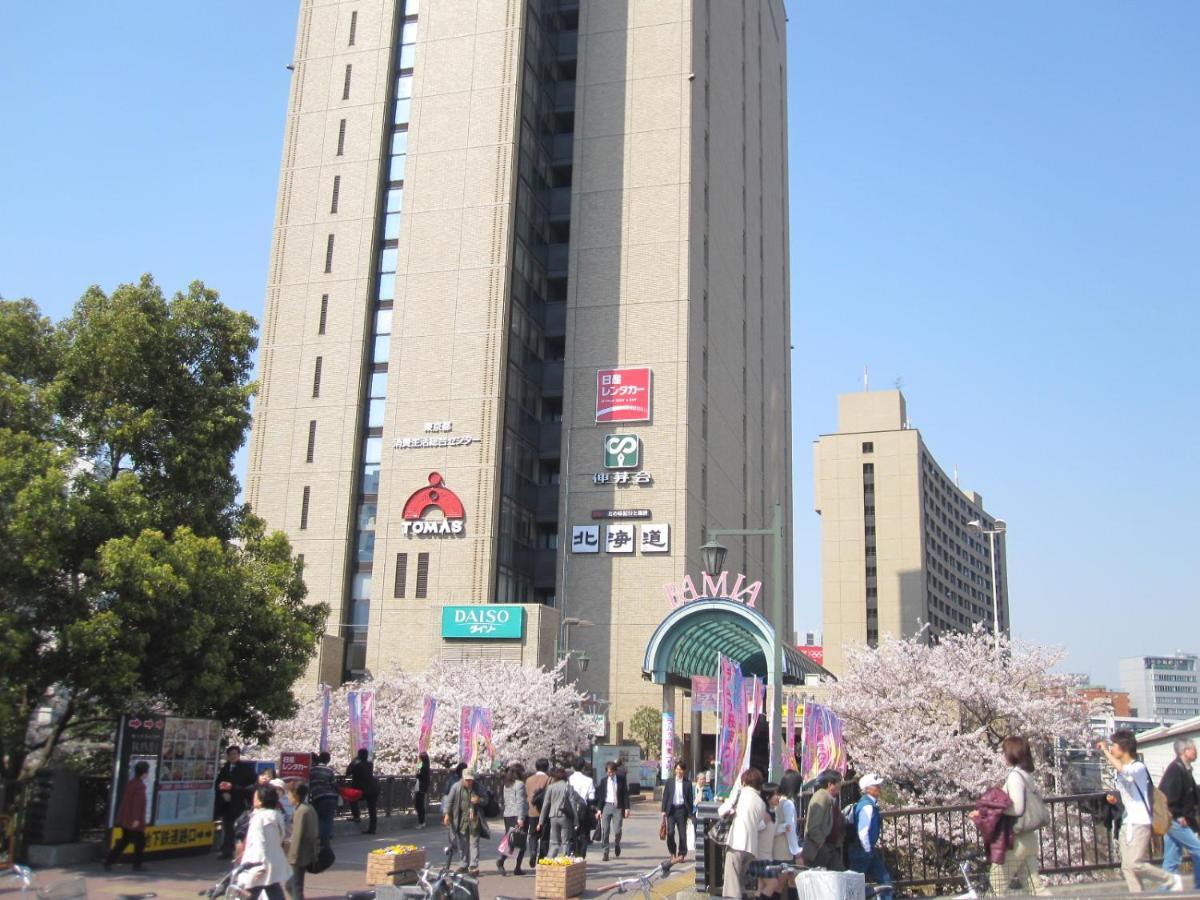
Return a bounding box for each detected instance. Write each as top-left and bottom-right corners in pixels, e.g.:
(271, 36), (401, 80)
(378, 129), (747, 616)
(2, 2), (1197, 686)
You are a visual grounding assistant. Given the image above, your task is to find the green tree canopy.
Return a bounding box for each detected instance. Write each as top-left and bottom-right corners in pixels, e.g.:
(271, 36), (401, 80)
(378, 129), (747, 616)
(0, 277), (327, 784)
(628, 705), (662, 756)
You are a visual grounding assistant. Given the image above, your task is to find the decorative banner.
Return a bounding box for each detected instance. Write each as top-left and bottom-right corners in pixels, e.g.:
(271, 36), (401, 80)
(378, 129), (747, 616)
(417, 696), (437, 755)
(801, 702), (848, 784)
(319, 686), (331, 755)
(359, 690), (375, 756)
(459, 706), (496, 769)
(691, 676), (719, 713)
(347, 691), (362, 757)
(660, 711), (675, 779)
(740, 676), (764, 778)
(786, 697), (798, 769)
(717, 655), (747, 793)
(458, 707), (475, 764)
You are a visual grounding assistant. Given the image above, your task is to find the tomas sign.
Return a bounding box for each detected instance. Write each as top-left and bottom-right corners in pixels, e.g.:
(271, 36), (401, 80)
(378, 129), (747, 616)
(596, 367), (652, 423)
(401, 472), (465, 536)
(663, 570), (762, 609)
(441, 605), (525, 639)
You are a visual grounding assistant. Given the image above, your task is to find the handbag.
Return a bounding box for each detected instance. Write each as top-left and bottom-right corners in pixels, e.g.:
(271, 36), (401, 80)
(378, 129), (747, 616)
(659, 819), (668, 841)
(307, 843), (336, 874)
(508, 827), (527, 851)
(1012, 771), (1051, 834)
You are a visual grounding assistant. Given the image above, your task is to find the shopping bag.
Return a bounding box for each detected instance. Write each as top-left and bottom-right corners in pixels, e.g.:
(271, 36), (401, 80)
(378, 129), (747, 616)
(498, 831), (514, 858)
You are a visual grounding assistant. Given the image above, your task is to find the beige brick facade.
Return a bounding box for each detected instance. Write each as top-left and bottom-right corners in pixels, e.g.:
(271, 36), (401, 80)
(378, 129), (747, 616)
(814, 391), (1010, 677)
(249, 0), (793, 741)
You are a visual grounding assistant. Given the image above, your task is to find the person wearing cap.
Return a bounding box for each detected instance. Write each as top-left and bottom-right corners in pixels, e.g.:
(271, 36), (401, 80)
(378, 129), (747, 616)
(801, 769), (844, 870)
(444, 768), (489, 875)
(847, 773), (892, 889)
(271, 778), (295, 839)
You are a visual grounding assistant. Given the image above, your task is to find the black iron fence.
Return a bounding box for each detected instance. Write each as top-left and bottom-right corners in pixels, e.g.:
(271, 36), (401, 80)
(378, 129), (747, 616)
(879, 791), (1130, 890)
(699, 791), (1135, 894)
(331, 771), (502, 820)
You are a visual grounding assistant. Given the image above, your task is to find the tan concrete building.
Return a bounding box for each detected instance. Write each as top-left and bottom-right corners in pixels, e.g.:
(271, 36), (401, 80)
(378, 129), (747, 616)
(813, 391), (1009, 677)
(247, 0), (794, 739)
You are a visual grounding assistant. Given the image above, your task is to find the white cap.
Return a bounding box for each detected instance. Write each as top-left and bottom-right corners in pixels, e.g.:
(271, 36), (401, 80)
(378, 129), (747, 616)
(859, 773), (884, 790)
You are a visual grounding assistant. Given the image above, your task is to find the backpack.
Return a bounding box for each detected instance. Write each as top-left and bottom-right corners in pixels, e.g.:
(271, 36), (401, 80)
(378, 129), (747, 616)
(841, 802), (860, 848)
(1146, 772), (1172, 837)
(531, 786), (547, 812)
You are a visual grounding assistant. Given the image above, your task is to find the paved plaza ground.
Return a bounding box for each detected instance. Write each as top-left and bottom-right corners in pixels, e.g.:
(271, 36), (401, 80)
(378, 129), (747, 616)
(4, 798), (1193, 900)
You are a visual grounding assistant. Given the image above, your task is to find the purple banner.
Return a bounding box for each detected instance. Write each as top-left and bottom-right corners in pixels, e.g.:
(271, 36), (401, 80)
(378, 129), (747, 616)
(717, 655), (746, 792)
(318, 686), (331, 755)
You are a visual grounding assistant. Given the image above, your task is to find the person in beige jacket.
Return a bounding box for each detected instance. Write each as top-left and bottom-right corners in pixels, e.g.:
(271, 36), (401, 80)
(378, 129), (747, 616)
(719, 768), (769, 899)
(285, 783), (319, 900)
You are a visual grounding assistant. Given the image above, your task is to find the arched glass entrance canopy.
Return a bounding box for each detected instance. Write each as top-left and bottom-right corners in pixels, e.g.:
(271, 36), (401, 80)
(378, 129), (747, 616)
(642, 597), (829, 687)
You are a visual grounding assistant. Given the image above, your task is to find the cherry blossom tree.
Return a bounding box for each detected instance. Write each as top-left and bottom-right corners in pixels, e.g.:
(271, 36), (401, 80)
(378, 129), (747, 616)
(828, 625), (1092, 804)
(245, 659), (593, 772)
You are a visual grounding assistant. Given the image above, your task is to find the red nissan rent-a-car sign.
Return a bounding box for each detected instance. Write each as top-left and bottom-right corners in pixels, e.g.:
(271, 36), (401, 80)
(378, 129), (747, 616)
(279, 752), (312, 780)
(595, 367), (652, 423)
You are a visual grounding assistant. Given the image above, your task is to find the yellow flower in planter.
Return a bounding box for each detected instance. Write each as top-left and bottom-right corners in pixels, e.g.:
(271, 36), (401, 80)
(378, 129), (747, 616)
(371, 843), (421, 856)
(537, 855), (582, 866)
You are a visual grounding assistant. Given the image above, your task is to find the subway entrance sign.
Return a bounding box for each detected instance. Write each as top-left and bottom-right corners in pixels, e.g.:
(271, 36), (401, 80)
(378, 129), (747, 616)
(441, 605), (525, 639)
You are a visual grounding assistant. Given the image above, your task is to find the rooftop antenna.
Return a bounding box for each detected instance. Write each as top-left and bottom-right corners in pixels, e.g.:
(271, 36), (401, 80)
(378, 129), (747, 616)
(863, 366), (869, 391)
(954, 465), (960, 487)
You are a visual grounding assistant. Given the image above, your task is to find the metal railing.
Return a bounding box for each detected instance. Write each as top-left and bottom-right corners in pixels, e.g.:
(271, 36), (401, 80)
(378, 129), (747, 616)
(879, 791), (1129, 890)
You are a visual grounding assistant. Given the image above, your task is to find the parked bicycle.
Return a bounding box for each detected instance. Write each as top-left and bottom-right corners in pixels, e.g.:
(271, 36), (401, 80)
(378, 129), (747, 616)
(594, 860), (676, 900)
(199, 861), (263, 900)
(950, 847), (992, 899)
(747, 860), (894, 899)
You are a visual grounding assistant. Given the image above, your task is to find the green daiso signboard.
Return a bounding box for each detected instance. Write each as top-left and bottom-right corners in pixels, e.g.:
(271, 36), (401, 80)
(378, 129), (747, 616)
(441, 605), (525, 639)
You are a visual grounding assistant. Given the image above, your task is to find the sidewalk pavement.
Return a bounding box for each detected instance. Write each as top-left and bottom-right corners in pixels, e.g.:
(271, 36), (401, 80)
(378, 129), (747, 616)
(1, 799), (683, 900)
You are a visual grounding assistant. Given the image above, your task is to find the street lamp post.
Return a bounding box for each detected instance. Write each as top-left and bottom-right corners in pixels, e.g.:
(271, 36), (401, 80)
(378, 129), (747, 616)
(703, 502), (787, 781)
(555, 616), (592, 683)
(966, 518), (1007, 643)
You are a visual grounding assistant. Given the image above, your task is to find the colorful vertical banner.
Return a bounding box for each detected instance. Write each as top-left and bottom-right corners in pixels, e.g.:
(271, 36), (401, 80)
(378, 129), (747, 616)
(359, 690), (375, 755)
(347, 691), (362, 757)
(785, 696), (798, 769)
(800, 702), (848, 783)
(717, 655), (746, 792)
(660, 711), (675, 779)
(472, 708), (495, 770)
(691, 676), (718, 712)
(318, 686), (331, 755)
(458, 706), (476, 764)
(459, 706), (496, 769)
(417, 696), (437, 755)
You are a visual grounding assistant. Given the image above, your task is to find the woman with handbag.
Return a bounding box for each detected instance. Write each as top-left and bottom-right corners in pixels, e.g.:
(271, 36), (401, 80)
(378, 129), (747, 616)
(496, 764), (528, 875)
(991, 736), (1049, 896)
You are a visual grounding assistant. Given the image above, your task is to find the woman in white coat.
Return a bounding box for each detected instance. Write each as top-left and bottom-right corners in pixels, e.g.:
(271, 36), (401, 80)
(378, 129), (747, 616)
(238, 784), (292, 899)
(720, 768), (769, 899)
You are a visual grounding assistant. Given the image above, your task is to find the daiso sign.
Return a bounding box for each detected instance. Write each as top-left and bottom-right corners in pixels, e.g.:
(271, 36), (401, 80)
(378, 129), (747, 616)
(595, 367), (652, 423)
(441, 604), (525, 639)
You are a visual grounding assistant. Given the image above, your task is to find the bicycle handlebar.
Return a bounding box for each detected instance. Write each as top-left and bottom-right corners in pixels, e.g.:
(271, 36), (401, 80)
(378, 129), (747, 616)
(596, 859), (674, 893)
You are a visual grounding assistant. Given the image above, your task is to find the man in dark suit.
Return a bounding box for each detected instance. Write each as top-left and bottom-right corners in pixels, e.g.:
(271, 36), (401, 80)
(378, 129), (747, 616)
(660, 761), (695, 863)
(594, 760), (630, 861)
(214, 745), (257, 859)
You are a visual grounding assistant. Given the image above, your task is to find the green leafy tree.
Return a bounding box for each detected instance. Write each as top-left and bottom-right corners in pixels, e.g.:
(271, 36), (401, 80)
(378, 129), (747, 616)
(0, 277), (328, 785)
(628, 705), (662, 756)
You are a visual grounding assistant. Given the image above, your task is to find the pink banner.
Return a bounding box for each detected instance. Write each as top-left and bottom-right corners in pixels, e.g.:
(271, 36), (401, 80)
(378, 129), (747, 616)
(459, 706), (495, 769)
(801, 701), (848, 783)
(359, 690), (375, 755)
(347, 691), (361, 757)
(417, 696), (437, 755)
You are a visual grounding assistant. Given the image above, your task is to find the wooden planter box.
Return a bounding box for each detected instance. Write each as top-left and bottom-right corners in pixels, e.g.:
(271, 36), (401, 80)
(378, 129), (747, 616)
(536, 860), (587, 899)
(367, 848), (426, 885)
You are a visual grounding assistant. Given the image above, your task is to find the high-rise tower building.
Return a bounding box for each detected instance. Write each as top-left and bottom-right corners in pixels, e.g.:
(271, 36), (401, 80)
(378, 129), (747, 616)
(813, 391), (1009, 676)
(247, 0), (793, 733)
